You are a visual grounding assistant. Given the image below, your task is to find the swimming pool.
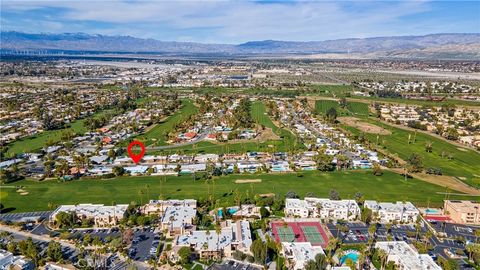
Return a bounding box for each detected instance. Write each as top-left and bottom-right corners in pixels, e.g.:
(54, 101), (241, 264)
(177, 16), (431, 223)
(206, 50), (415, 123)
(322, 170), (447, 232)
(425, 209), (440, 214)
(218, 208), (238, 217)
(340, 251), (359, 265)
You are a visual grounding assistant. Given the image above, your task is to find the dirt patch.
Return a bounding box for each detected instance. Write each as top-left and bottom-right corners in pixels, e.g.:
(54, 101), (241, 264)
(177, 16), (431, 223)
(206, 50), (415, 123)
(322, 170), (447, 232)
(256, 127), (280, 141)
(235, 179), (262, 184)
(389, 168), (480, 196)
(259, 193), (275, 198)
(339, 117), (391, 135)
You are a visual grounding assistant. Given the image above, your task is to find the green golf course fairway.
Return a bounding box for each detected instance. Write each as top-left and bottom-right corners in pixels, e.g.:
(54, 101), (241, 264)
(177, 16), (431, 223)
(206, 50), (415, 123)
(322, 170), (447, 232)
(1, 170), (473, 213)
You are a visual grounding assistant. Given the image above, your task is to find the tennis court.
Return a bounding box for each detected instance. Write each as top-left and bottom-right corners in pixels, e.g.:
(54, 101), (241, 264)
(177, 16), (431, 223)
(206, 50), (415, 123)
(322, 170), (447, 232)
(271, 221), (329, 248)
(301, 225), (325, 245)
(276, 226), (296, 242)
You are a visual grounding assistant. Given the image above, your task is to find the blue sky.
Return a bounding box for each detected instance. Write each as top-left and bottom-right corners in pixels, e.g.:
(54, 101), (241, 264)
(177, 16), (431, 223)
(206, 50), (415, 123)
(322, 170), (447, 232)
(1, 0), (479, 44)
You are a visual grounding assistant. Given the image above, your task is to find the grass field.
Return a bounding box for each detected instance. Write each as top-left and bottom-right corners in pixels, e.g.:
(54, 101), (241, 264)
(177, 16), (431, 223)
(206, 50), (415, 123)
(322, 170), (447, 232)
(0, 170), (472, 213)
(349, 95), (480, 107)
(133, 99), (198, 146)
(308, 85), (354, 97)
(5, 109), (114, 157)
(250, 101), (296, 143)
(346, 102), (369, 116)
(155, 102), (300, 154)
(315, 100), (369, 117)
(315, 100), (340, 114)
(343, 118), (480, 188)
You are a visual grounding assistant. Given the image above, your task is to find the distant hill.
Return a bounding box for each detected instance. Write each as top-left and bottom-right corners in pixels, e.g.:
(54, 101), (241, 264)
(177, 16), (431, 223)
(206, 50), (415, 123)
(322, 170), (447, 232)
(1, 31), (480, 59)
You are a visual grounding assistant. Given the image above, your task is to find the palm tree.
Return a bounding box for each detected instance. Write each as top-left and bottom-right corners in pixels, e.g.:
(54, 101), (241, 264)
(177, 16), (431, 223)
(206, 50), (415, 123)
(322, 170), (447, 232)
(138, 190), (144, 205)
(215, 222), (221, 259)
(145, 184), (150, 202)
(334, 248), (344, 266)
(315, 203), (323, 219)
(377, 249), (388, 270)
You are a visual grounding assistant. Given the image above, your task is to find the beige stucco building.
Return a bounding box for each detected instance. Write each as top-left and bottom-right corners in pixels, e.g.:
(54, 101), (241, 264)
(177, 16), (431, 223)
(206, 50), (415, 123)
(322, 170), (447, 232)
(444, 200), (480, 225)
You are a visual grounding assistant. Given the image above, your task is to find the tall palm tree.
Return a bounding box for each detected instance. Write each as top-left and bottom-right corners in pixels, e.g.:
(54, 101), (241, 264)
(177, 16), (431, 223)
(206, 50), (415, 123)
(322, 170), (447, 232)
(215, 222), (221, 259)
(377, 249), (388, 270)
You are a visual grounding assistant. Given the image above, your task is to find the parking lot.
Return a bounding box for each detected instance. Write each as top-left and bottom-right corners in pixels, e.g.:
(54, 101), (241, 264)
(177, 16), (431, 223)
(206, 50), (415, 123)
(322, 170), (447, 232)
(327, 222), (427, 244)
(0, 211), (52, 223)
(70, 227), (122, 243)
(209, 259), (263, 270)
(128, 228), (160, 262)
(429, 221), (479, 243)
(1, 230), (79, 263)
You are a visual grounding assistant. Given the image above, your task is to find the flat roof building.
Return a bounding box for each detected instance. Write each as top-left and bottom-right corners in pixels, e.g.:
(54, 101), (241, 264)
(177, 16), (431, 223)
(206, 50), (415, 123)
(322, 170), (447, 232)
(172, 220), (252, 261)
(49, 204), (128, 228)
(285, 198), (360, 221)
(142, 199), (197, 215)
(364, 200), (420, 223)
(281, 242), (325, 270)
(375, 241), (441, 270)
(0, 249), (33, 270)
(444, 200), (480, 225)
(161, 204), (197, 237)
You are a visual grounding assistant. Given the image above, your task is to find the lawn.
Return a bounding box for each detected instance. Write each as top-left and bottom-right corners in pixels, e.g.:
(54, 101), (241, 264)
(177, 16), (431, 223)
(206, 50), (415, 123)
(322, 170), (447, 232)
(346, 102), (369, 116)
(343, 118), (480, 188)
(5, 109), (114, 157)
(348, 95), (480, 107)
(132, 99), (198, 146)
(250, 101), (296, 143)
(308, 85), (354, 97)
(155, 101), (301, 154)
(315, 100), (369, 118)
(0, 170), (470, 213)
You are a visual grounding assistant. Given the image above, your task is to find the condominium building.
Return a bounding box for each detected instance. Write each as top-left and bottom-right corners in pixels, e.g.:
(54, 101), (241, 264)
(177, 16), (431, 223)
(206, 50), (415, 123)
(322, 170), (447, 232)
(375, 241), (441, 270)
(444, 200), (480, 225)
(281, 242), (325, 270)
(161, 204), (197, 237)
(364, 200), (420, 223)
(142, 199), (197, 215)
(171, 220), (252, 261)
(0, 249), (33, 270)
(285, 198), (360, 220)
(49, 204), (128, 227)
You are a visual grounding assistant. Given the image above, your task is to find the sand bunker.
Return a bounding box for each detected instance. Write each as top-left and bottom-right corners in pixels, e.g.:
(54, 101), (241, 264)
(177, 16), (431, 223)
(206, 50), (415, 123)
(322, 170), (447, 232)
(235, 179), (262, 183)
(339, 117), (391, 135)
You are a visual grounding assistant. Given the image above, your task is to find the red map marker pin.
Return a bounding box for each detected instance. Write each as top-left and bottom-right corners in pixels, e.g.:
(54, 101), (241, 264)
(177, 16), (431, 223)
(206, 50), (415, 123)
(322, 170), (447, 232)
(127, 141), (145, 164)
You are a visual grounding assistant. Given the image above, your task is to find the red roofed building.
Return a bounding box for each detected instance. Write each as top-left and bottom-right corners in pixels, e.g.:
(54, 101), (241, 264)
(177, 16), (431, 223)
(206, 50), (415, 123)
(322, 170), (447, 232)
(184, 132), (197, 139)
(102, 137), (112, 144)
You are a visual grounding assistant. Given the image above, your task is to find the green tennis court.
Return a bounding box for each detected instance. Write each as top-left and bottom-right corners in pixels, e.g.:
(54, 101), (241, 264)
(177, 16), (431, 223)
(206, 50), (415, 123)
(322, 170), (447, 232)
(301, 226), (324, 244)
(276, 226), (296, 242)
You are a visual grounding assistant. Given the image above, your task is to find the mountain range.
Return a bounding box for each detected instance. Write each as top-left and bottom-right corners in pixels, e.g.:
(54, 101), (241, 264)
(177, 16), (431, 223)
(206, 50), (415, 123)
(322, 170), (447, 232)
(1, 31), (480, 59)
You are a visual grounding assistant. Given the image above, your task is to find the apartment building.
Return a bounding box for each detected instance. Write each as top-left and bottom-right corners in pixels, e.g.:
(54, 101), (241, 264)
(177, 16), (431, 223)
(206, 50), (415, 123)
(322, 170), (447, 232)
(285, 198), (361, 221)
(375, 241), (441, 270)
(49, 204), (128, 227)
(171, 220), (252, 261)
(142, 199), (197, 215)
(444, 200), (480, 225)
(281, 242), (325, 270)
(0, 249), (33, 270)
(160, 204), (197, 237)
(364, 200), (420, 223)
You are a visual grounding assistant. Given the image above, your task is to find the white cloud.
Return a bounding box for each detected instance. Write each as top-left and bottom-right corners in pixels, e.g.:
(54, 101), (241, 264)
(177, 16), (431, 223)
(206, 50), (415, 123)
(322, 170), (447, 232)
(0, 0), (474, 43)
